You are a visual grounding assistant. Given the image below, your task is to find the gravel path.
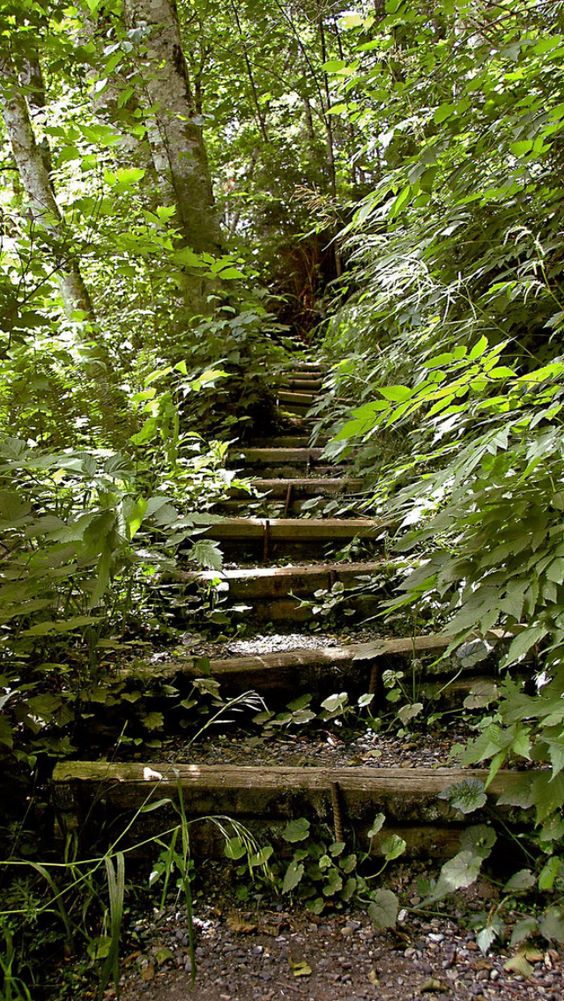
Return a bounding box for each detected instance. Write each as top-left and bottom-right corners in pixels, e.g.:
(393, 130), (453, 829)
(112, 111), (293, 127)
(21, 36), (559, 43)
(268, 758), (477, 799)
(114, 894), (561, 1001)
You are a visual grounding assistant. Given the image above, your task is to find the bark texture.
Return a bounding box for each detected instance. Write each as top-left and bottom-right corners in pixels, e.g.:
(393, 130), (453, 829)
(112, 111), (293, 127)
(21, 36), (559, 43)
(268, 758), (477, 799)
(124, 0), (221, 253)
(0, 53), (94, 318)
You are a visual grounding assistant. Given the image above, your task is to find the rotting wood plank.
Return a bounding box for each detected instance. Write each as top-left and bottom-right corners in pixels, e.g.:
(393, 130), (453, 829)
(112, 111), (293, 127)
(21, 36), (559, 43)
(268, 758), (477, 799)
(122, 632), (494, 690)
(244, 437), (326, 448)
(177, 560), (386, 598)
(227, 447), (326, 465)
(52, 762), (532, 829)
(277, 390), (318, 406)
(228, 478), (364, 498)
(282, 379), (323, 392)
(201, 517), (385, 542)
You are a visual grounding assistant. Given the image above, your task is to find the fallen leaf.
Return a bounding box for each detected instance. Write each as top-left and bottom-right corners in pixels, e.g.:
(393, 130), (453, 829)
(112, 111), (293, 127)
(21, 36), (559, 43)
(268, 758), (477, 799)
(155, 946), (174, 965)
(226, 915), (257, 934)
(368, 968), (379, 985)
(522, 947), (543, 962)
(290, 959), (312, 977)
(504, 953), (534, 978)
(140, 964), (155, 982)
(420, 977), (447, 993)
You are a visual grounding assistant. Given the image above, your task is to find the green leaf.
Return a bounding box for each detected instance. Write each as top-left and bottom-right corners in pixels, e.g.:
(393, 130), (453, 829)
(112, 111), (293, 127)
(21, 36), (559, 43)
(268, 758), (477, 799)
(367, 812), (386, 837)
(502, 626), (548, 666)
(187, 539), (223, 571)
(440, 778), (487, 814)
(469, 336), (488, 360)
(378, 384), (411, 402)
(282, 818), (310, 843)
(224, 836), (246, 860)
(459, 824), (496, 860)
(510, 140), (534, 157)
(433, 851), (483, 897)
(434, 103), (455, 124)
(283, 860), (305, 892)
(218, 267), (245, 280)
(368, 889), (399, 929)
(504, 953), (534, 977)
(380, 833), (407, 861)
(389, 185), (412, 219)
(539, 905), (564, 944)
(503, 869), (535, 893)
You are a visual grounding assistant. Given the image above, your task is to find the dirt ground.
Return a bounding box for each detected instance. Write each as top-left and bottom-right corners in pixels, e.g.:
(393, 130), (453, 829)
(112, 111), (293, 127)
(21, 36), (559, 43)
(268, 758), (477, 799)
(115, 888), (561, 1001)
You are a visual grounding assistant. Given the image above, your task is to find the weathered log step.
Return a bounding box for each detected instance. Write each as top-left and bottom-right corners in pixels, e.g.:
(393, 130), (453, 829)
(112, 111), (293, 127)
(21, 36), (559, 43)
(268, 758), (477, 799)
(124, 631), (504, 692)
(227, 447), (327, 466)
(282, 378), (323, 392)
(244, 437), (327, 448)
(202, 517), (384, 543)
(286, 362), (325, 373)
(52, 762), (531, 859)
(228, 478), (363, 499)
(277, 390), (318, 407)
(216, 499), (361, 517)
(179, 560), (386, 599)
(233, 466), (344, 481)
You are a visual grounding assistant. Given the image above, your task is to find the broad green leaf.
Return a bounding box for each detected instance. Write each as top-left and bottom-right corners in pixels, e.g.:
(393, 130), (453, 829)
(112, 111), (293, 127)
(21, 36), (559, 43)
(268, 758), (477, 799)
(283, 860), (305, 892)
(440, 778), (487, 814)
(539, 905), (564, 943)
(378, 384), (411, 402)
(368, 889), (399, 929)
(282, 818), (310, 843)
(503, 869), (535, 893)
(224, 836), (246, 860)
(434, 103), (455, 124)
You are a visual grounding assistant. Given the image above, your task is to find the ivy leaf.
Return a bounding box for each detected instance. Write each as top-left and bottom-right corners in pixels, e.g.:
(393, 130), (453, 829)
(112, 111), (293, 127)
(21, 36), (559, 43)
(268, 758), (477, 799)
(368, 890), (399, 929)
(539, 905), (564, 944)
(380, 833), (407, 861)
(459, 824), (496, 859)
(432, 851), (483, 899)
(504, 869), (536, 893)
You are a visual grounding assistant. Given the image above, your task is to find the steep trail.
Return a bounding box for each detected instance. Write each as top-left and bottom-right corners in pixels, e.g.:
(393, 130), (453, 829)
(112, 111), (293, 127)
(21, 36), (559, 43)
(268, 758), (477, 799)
(53, 356), (522, 859)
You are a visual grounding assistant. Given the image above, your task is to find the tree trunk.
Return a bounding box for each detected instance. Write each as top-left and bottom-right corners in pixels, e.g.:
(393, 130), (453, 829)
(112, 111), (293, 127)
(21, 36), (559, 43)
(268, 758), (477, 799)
(124, 0), (221, 254)
(0, 53), (94, 318)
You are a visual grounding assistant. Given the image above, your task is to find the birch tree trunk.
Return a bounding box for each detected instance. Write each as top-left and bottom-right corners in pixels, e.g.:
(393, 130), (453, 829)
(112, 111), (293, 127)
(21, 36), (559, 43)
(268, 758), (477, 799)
(124, 0), (221, 254)
(0, 53), (94, 319)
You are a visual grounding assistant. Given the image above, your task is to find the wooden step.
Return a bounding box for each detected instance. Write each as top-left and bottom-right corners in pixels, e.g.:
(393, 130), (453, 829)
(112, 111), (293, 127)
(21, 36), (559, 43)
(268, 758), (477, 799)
(282, 378), (323, 392)
(52, 762), (530, 858)
(201, 517), (384, 544)
(287, 361), (325, 371)
(124, 632), (494, 692)
(244, 437), (325, 448)
(180, 560), (386, 599)
(277, 390), (318, 407)
(228, 478), (363, 499)
(227, 448), (326, 466)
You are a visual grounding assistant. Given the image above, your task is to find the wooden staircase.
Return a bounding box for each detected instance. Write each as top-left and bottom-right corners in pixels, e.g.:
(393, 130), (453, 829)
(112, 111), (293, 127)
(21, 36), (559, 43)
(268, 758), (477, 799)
(52, 357), (524, 859)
